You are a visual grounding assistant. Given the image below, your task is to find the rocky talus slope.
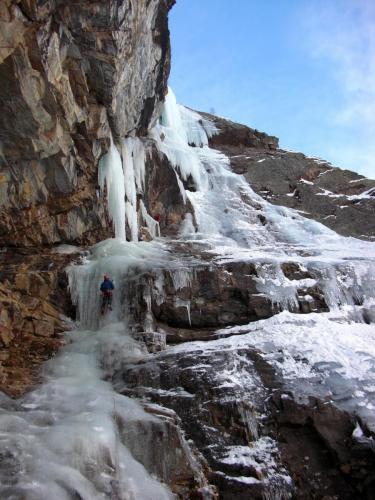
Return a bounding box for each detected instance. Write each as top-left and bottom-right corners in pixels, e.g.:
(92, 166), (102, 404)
(202, 113), (375, 240)
(0, 2), (375, 500)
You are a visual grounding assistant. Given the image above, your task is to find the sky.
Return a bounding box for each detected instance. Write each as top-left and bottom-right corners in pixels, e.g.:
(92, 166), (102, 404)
(169, 0), (375, 178)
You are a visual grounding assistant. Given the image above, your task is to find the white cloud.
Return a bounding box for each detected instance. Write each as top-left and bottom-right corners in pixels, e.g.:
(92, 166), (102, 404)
(302, 0), (375, 178)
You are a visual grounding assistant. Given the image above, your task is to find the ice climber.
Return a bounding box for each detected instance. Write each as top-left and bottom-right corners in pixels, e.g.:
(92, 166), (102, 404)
(100, 274), (114, 314)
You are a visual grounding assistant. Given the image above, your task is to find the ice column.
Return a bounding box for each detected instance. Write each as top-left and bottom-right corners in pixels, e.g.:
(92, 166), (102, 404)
(122, 137), (148, 242)
(98, 139), (126, 240)
(122, 138), (138, 242)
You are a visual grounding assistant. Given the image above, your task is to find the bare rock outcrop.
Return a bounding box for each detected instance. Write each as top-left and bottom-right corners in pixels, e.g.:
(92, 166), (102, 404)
(201, 112), (279, 151)
(119, 339), (375, 499)
(0, 247), (77, 396)
(144, 143), (195, 237)
(117, 247), (328, 345)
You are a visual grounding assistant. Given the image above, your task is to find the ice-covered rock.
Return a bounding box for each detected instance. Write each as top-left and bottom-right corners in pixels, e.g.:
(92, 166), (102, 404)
(1, 4), (375, 497)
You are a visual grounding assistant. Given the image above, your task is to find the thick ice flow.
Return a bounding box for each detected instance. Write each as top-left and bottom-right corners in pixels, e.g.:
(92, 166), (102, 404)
(68, 239), (171, 330)
(122, 137), (147, 242)
(150, 88), (215, 192)
(0, 240), (181, 499)
(99, 136), (151, 242)
(0, 322), (174, 500)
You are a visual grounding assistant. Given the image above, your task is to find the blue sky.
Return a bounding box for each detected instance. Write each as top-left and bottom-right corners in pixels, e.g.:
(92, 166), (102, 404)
(169, 0), (375, 178)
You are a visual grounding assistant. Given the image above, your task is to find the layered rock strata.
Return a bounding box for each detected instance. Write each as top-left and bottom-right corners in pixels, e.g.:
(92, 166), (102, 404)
(118, 341), (375, 499)
(0, 247), (77, 396)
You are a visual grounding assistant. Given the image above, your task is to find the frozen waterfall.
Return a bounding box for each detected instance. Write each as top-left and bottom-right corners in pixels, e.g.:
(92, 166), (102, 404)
(0, 239), (181, 499)
(1, 87), (375, 499)
(151, 88), (375, 315)
(98, 139), (126, 240)
(148, 88), (375, 429)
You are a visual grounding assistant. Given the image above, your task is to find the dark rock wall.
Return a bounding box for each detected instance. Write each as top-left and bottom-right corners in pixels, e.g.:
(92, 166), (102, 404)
(202, 112), (279, 151)
(152, 260), (326, 331)
(144, 143), (194, 236)
(120, 344), (375, 499)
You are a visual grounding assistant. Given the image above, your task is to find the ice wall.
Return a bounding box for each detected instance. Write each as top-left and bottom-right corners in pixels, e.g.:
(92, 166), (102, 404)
(150, 88), (216, 194)
(0, 321), (176, 500)
(0, 234), (206, 499)
(68, 239), (172, 330)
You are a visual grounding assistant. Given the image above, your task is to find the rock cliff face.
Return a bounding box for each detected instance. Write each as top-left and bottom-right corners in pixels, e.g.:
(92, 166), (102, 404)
(0, 0), (173, 247)
(0, 247), (76, 396)
(121, 339), (374, 500)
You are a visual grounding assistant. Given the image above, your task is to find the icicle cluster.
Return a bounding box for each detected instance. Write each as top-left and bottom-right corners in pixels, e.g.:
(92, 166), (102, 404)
(98, 139), (126, 240)
(99, 136), (156, 242)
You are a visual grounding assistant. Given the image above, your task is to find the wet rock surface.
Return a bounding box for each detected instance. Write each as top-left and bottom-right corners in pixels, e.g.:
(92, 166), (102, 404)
(202, 113), (375, 240)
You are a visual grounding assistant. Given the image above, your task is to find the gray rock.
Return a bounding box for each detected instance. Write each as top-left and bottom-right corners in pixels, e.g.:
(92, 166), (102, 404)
(118, 338), (373, 499)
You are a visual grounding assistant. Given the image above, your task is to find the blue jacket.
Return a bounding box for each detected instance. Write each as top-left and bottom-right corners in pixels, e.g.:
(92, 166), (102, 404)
(100, 279), (114, 292)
